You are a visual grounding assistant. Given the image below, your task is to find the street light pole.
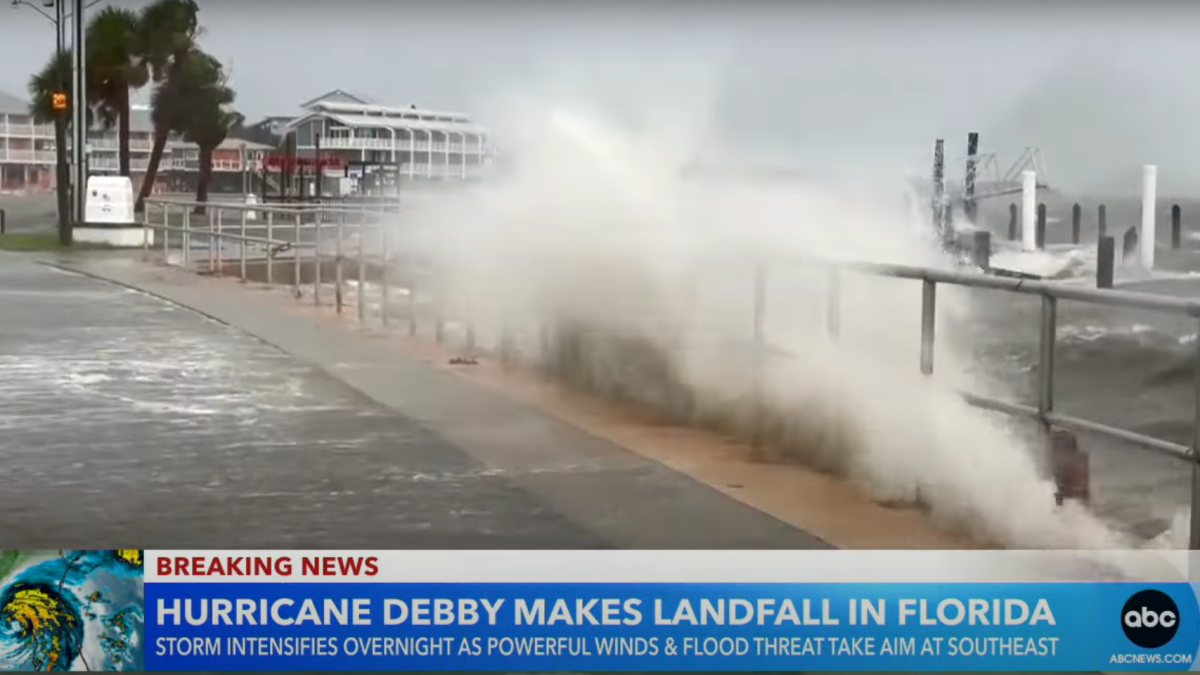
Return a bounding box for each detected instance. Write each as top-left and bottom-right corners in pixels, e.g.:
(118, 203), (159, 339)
(70, 0), (86, 226)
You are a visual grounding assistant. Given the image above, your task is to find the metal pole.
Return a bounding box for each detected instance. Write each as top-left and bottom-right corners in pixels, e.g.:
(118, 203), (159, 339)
(292, 213), (301, 296)
(335, 216), (344, 314)
(162, 203), (169, 259)
(1191, 317), (1200, 551)
(313, 213), (322, 307)
(920, 280), (936, 375)
(213, 207), (223, 275)
(964, 131), (979, 222)
(826, 268), (840, 341)
(357, 218), (366, 323)
(266, 211), (274, 285)
(751, 262), (767, 449)
(239, 209), (247, 281)
(408, 251), (418, 337)
(380, 218), (389, 328)
(931, 139), (945, 236)
(70, 0), (86, 227)
(1038, 294), (1058, 443)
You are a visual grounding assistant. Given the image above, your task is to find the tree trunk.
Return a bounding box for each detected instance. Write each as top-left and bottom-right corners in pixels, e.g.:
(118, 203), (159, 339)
(193, 145), (213, 215)
(136, 124), (170, 213)
(53, 112), (71, 246)
(118, 87), (131, 177)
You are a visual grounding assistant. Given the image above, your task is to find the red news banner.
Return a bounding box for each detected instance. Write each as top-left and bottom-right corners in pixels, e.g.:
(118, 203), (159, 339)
(158, 555), (381, 578)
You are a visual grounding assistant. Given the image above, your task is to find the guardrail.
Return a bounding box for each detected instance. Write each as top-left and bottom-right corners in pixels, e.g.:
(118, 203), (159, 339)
(140, 197), (1200, 549)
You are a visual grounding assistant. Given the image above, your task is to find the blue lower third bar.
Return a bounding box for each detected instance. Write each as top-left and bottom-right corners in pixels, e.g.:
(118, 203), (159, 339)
(144, 582), (1200, 671)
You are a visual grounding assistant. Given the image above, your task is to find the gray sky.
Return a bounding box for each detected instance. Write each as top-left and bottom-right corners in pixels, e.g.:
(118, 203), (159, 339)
(3, 1), (1200, 195)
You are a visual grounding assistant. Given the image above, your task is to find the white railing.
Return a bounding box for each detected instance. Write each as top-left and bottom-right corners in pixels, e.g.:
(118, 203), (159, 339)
(316, 137), (487, 154)
(90, 137), (154, 151)
(90, 157), (151, 171)
(0, 149), (57, 163)
(135, 198), (1200, 550)
(0, 124), (55, 138)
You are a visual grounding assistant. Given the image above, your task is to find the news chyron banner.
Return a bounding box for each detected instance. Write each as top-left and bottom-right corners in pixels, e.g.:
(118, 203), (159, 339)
(0, 550), (144, 671)
(140, 550), (1200, 671)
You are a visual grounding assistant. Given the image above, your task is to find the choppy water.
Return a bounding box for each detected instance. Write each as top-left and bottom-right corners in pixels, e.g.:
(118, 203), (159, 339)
(964, 196), (1200, 541)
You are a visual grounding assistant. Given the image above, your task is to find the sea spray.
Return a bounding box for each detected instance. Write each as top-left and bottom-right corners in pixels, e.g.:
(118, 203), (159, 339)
(395, 106), (1132, 551)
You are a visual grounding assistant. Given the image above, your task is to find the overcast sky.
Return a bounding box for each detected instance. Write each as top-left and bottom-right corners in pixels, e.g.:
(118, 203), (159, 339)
(2, 1), (1199, 195)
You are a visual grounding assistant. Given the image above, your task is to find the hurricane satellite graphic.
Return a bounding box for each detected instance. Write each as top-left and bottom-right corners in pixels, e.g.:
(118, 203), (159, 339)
(0, 550), (144, 671)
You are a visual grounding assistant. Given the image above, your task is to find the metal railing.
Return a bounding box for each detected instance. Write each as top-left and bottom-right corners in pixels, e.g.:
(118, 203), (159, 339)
(138, 198), (1200, 549)
(806, 261), (1200, 549)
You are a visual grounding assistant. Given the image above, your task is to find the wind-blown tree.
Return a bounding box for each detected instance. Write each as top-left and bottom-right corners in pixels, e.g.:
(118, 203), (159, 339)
(134, 0), (200, 211)
(86, 6), (148, 178)
(28, 50), (74, 245)
(183, 81), (240, 214)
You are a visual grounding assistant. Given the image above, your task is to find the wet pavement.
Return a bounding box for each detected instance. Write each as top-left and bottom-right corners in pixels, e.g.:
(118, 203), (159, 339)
(0, 255), (610, 549)
(0, 253), (821, 551)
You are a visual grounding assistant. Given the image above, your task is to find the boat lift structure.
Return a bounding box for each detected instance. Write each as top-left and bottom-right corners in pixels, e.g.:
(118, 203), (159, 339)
(929, 132), (1050, 246)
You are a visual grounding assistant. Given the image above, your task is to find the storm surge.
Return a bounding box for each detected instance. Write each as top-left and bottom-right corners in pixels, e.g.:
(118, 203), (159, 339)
(397, 107), (1132, 551)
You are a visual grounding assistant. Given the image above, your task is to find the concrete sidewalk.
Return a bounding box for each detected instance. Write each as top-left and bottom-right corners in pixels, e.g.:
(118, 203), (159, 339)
(39, 253), (829, 550)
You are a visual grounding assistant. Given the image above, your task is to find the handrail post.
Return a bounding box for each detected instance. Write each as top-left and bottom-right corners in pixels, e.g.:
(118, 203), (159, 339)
(162, 203), (170, 260)
(1037, 294), (1058, 446)
(142, 206), (150, 260)
(920, 279), (936, 375)
(380, 217), (390, 328)
(206, 209), (216, 273)
(213, 207), (223, 276)
(313, 213), (322, 307)
(357, 217), (366, 323)
(181, 205), (191, 267)
(751, 261), (767, 451)
(292, 213), (301, 297)
(408, 251), (418, 337)
(1191, 317), (1200, 551)
(335, 216), (344, 314)
(266, 211), (274, 285)
(826, 268), (840, 341)
(239, 209), (247, 282)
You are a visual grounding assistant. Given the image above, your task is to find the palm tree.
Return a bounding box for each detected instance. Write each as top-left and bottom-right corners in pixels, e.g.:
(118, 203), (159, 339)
(134, 0), (200, 212)
(28, 50), (73, 245)
(86, 6), (148, 178)
(183, 83), (240, 215)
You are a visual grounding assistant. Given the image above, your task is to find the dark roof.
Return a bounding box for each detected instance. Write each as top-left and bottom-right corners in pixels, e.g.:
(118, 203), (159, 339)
(0, 89), (30, 115)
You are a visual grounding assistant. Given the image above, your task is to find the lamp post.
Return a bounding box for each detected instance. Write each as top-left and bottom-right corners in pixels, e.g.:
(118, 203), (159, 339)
(13, 0), (99, 227)
(69, 0), (86, 226)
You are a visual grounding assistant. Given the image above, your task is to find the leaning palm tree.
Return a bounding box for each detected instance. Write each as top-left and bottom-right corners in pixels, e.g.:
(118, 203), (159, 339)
(86, 6), (149, 178)
(134, 0), (200, 211)
(28, 50), (74, 245)
(182, 85), (240, 215)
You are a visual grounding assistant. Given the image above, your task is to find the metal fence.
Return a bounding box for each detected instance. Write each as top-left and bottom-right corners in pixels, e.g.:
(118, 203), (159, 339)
(140, 197), (1200, 549)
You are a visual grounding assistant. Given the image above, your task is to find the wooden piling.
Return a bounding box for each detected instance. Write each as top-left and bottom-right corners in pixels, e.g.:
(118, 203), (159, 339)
(972, 230), (991, 271)
(1096, 236), (1115, 289)
(1035, 203), (1047, 249)
(1071, 203), (1081, 244)
(1172, 203), (1182, 249)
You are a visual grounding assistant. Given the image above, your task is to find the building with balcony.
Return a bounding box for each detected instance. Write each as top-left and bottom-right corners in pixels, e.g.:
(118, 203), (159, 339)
(0, 88), (272, 194)
(282, 89), (496, 183)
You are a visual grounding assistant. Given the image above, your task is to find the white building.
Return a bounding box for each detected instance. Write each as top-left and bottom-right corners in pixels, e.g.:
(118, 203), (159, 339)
(0, 89), (270, 194)
(282, 90), (495, 182)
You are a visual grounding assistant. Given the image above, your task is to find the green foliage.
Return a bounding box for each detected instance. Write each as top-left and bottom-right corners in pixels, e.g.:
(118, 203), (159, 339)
(137, 0), (201, 83)
(86, 7), (147, 130)
(26, 50), (73, 123)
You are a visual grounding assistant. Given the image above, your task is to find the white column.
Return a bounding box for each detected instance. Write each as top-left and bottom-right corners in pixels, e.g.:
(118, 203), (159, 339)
(426, 130), (434, 178)
(1141, 164), (1157, 270)
(1021, 170), (1037, 252)
(403, 129), (414, 178)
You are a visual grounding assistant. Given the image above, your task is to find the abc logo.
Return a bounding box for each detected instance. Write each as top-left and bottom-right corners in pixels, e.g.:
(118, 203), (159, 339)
(1121, 589), (1180, 649)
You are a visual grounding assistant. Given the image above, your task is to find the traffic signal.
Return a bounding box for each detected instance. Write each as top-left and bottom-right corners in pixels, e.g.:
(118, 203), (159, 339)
(51, 92), (67, 111)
